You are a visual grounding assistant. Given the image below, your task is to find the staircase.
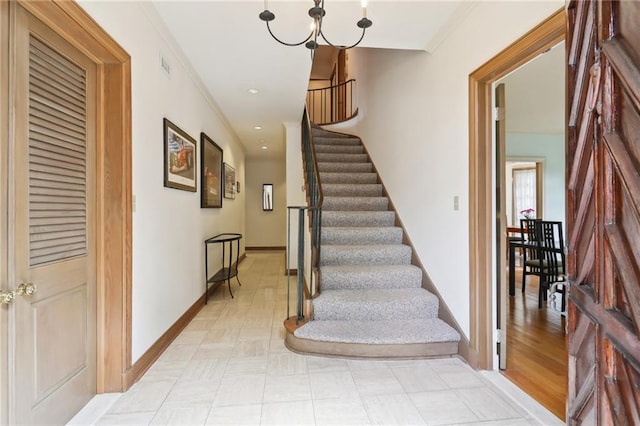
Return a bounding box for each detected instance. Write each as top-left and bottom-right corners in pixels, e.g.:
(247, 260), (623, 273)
(286, 125), (461, 358)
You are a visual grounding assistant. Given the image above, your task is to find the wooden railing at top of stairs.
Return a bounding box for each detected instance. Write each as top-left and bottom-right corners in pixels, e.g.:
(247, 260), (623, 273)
(306, 79), (359, 125)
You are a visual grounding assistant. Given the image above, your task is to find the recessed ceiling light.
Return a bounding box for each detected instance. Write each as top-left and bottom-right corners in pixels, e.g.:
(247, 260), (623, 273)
(248, 88), (259, 94)
(261, 146), (268, 150)
(254, 126), (262, 130)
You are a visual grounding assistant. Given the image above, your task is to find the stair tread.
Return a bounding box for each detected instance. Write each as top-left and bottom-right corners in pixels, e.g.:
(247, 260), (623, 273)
(293, 318), (461, 345)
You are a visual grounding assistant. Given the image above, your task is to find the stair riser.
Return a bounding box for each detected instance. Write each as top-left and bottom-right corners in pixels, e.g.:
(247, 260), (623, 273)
(316, 153), (369, 163)
(323, 197), (388, 211)
(314, 137), (361, 146)
(322, 228), (403, 245)
(320, 246), (412, 266)
(321, 211), (396, 227)
(313, 298), (438, 321)
(320, 265), (422, 290)
(322, 184), (383, 197)
(318, 162), (373, 173)
(315, 145), (364, 154)
(320, 173), (378, 184)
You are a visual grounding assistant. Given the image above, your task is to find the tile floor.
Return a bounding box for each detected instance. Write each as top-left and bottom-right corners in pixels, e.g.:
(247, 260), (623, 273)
(75, 251), (559, 425)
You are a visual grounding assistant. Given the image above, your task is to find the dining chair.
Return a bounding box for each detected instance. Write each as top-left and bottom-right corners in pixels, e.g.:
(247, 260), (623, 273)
(520, 218), (541, 294)
(538, 221), (567, 311)
(522, 220), (567, 309)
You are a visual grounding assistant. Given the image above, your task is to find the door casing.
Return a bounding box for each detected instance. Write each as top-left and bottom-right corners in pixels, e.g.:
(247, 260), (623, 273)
(468, 9), (565, 369)
(0, 1), (132, 422)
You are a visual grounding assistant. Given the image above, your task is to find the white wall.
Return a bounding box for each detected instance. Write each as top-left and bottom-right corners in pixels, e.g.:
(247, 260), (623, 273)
(506, 133), (566, 224)
(285, 122), (306, 270)
(332, 1), (563, 338)
(78, 1), (246, 362)
(245, 158), (286, 247)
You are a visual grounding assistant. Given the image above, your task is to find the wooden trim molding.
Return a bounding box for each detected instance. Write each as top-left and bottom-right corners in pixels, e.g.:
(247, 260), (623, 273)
(17, 0), (133, 392)
(128, 294), (204, 387)
(245, 246), (286, 251)
(468, 8), (565, 370)
(129, 254), (247, 385)
(0, 2), (10, 423)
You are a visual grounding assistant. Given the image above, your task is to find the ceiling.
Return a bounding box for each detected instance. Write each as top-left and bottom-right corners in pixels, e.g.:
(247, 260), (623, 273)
(152, 1), (472, 159)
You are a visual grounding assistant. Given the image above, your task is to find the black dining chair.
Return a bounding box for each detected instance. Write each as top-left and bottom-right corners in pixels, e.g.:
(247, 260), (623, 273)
(522, 220), (567, 309)
(520, 218), (541, 293)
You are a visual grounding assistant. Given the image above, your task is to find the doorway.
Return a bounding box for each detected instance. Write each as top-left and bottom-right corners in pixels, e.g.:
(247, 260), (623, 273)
(494, 39), (567, 420)
(467, 5), (566, 417)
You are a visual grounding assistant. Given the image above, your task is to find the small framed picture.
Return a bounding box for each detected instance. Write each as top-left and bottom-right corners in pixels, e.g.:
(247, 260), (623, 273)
(224, 162), (236, 199)
(263, 183), (273, 211)
(200, 133), (223, 208)
(163, 118), (196, 192)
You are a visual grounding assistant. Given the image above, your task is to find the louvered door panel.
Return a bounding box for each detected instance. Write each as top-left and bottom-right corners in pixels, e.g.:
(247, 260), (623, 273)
(28, 36), (87, 267)
(567, 0), (640, 424)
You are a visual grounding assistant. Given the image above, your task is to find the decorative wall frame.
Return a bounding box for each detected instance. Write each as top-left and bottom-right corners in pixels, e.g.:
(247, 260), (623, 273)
(224, 162), (236, 199)
(200, 133), (223, 208)
(163, 118), (196, 192)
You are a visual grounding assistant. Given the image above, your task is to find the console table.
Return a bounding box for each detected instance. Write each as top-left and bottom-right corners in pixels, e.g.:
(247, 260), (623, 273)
(204, 233), (242, 303)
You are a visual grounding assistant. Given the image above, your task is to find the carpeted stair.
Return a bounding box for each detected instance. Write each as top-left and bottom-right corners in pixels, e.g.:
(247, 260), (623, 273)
(288, 126), (461, 358)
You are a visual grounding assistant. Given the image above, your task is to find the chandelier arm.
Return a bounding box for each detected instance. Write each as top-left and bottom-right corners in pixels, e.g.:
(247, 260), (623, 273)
(265, 22), (314, 47)
(318, 27), (367, 50)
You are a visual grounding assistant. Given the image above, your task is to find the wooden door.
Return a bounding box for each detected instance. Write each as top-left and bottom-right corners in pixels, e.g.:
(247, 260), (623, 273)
(567, 0), (640, 423)
(9, 5), (97, 424)
(495, 83), (508, 370)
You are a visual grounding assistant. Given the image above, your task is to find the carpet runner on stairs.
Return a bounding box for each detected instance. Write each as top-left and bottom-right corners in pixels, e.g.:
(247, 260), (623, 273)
(289, 126), (461, 357)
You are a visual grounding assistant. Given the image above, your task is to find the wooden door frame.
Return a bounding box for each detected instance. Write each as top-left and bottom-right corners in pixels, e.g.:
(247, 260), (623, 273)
(468, 8), (565, 369)
(0, 2), (132, 420)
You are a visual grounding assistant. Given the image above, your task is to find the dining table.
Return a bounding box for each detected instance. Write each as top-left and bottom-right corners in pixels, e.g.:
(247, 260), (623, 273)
(507, 237), (539, 296)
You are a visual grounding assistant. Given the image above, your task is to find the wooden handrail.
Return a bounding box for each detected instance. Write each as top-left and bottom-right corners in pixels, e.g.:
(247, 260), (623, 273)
(306, 79), (359, 125)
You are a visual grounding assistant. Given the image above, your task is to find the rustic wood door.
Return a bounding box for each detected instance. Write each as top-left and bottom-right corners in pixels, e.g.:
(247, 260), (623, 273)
(8, 5), (97, 424)
(567, 0), (640, 423)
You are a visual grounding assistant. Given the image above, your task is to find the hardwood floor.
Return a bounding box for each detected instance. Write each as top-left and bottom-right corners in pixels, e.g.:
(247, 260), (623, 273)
(502, 266), (567, 421)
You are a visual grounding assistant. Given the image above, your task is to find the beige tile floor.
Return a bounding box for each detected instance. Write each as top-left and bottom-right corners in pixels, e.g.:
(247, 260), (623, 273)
(79, 251), (557, 425)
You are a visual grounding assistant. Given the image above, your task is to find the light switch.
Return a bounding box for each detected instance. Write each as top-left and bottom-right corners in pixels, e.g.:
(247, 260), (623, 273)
(454, 196), (459, 211)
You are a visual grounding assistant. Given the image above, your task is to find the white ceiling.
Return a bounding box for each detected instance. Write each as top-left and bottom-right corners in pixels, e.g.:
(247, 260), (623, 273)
(151, 1), (471, 159)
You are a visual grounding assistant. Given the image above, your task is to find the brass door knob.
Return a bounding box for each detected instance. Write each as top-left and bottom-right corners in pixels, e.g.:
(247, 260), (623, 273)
(16, 282), (36, 296)
(0, 290), (15, 305)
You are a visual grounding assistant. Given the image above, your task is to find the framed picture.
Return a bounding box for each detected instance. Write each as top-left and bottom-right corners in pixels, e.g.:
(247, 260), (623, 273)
(200, 133), (223, 208)
(163, 118), (196, 192)
(263, 183), (273, 211)
(224, 162), (236, 199)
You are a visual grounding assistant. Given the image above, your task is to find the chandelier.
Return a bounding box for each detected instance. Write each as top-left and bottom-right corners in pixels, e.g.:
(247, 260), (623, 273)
(258, 0), (372, 54)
